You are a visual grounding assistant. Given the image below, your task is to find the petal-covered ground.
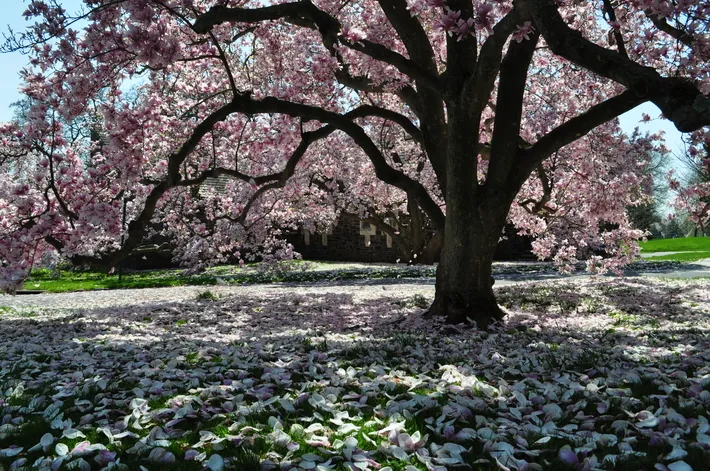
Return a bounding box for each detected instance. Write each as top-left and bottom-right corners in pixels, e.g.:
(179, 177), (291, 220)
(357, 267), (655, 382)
(1, 278), (709, 471)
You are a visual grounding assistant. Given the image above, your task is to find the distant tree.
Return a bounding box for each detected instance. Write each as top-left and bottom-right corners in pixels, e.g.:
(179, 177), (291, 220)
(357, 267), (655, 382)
(627, 137), (669, 238)
(628, 203), (663, 238)
(662, 215), (685, 238)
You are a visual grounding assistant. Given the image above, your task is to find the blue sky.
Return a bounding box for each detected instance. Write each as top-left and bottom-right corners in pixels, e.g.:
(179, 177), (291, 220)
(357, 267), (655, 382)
(0, 1), (35, 120)
(0, 0), (687, 155)
(618, 102), (686, 156)
(0, 0), (84, 119)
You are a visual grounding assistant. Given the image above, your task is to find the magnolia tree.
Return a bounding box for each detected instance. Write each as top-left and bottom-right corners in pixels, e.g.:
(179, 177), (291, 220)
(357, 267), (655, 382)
(510, 126), (667, 270)
(2, 0), (710, 326)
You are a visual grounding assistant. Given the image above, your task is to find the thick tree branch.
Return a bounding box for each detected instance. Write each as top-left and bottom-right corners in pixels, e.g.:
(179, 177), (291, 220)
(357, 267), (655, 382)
(347, 105), (422, 143)
(207, 30), (238, 95)
(462, 4), (524, 118)
(194, 3), (336, 34)
(227, 94), (444, 230)
(36, 146), (79, 222)
(239, 181), (281, 227)
(180, 104), (422, 189)
(194, 2), (440, 91)
(66, 93), (442, 269)
(528, 91), (647, 159)
(194, 1), (449, 197)
(486, 31), (540, 189)
(181, 121), (336, 189)
(332, 72), (423, 117)
(350, 40), (441, 91)
(67, 100), (240, 268)
(529, 0), (710, 132)
(375, 0), (439, 76)
(380, 0), (453, 196)
(519, 163), (555, 215)
(510, 89), (647, 187)
(646, 11), (694, 48)
(444, 0), (477, 91)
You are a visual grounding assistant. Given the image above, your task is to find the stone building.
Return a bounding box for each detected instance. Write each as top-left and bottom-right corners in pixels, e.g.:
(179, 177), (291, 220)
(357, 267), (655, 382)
(286, 213), (534, 264)
(286, 213), (401, 263)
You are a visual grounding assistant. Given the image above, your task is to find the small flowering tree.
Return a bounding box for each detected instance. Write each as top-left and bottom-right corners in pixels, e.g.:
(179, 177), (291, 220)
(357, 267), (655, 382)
(2, 0), (710, 326)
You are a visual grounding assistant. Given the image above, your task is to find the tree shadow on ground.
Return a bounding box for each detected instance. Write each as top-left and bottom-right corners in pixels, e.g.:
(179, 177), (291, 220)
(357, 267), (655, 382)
(624, 261), (710, 274)
(1, 278), (708, 378)
(1, 278), (709, 470)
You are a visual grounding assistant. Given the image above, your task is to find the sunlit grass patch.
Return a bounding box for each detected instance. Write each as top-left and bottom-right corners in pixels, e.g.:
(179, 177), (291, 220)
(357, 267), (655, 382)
(196, 290), (218, 301)
(640, 236), (710, 253)
(0, 306), (15, 315)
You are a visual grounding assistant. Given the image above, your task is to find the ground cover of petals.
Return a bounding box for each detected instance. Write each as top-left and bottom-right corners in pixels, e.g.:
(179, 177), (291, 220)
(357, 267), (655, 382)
(1, 278), (709, 471)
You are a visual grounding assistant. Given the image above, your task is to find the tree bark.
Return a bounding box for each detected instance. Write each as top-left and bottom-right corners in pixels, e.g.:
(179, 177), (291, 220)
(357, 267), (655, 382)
(426, 198), (508, 328)
(424, 121), (513, 328)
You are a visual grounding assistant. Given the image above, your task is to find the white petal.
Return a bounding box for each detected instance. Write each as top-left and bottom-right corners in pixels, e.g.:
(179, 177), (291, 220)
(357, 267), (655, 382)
(636, 417), (659, 428)
(0, 447), (23, 458)
(668, 461), (693, 471)
(207, 454), (224, 471)
(55, 443), (69, 456)
(40, 433), (54, 448)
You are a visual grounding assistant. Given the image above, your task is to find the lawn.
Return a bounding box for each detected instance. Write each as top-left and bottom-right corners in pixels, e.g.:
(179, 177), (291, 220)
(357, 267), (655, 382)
(1, 279), (709, 471)
(21, 268), (195, 292)
(639, 237), (710, 253)
(21, 262), (435, 293)
(19, 259), (690, 294)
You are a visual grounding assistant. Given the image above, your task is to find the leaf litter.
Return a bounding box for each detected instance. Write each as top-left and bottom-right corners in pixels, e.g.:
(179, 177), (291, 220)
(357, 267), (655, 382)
(0, 278), (709, 470)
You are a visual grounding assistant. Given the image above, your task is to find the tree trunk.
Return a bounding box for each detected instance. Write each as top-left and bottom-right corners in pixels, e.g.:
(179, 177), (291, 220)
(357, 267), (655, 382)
(426, 202), (508, 328)
(422, 94), (519, 328)
(425, 142), (513, 327)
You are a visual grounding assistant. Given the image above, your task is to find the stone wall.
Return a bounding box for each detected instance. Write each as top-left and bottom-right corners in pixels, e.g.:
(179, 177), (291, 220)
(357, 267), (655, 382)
(286, 213), (535, 263)
(494, 224), (536, 261)
(286, 213), (401, 263)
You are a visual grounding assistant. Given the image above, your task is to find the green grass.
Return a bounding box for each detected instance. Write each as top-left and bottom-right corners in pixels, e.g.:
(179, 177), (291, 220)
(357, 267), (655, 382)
(18, 253), (699, 294)
(20, 264), (439, 293)
(639, 236), (710, 253)
(644, 250), (710, 262)
(196, 290), (218, 300)
(22, 268), (215, 292)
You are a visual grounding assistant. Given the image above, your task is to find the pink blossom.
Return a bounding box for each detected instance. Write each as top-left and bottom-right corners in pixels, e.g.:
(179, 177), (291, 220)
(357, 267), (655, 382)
(512, 22), (535, 43)
(435, 8), (461, 32)
(475, 3), (494, 31)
